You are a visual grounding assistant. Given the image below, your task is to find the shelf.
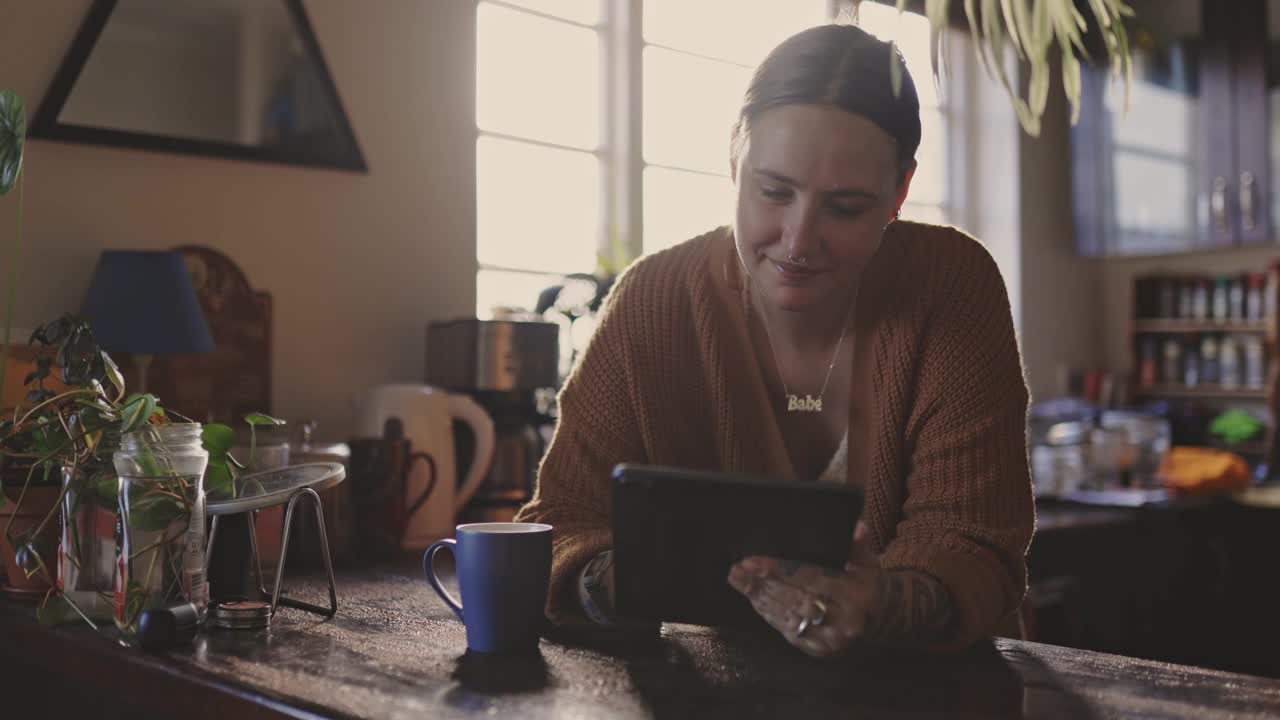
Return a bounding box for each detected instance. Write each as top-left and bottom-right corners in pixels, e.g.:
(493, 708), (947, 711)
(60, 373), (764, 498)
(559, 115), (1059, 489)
(1209, 439), (1269, 456)
(1134, 385), (1266, 400)
(1134, 319), (1268, 333)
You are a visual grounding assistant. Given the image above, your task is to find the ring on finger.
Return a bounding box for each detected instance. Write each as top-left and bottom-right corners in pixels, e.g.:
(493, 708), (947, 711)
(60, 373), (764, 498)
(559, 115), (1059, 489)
(796, 614), (813, 637)
(810, 597), (828, 627)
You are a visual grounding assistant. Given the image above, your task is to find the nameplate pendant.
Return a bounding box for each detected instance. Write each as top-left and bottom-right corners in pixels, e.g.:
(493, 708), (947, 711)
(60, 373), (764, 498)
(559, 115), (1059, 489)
(786, 394), (823, 413)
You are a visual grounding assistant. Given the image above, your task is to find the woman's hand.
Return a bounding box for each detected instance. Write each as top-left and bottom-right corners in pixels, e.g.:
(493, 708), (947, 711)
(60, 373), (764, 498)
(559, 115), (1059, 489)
(727, 524), (955, 657)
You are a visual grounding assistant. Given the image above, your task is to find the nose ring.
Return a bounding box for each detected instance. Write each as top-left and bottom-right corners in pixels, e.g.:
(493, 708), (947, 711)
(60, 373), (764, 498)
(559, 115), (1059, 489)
(788, 255), (808, 266)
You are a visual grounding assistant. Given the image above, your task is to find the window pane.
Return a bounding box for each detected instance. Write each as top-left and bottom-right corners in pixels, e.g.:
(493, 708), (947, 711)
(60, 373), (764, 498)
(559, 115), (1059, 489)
(644, 0), (829, 67)
(857, 2), (939, 107)
(1114, 152), (1193, 235)
(477, 136), (600, 273)
(477, 3), (599, 149)
(644, 47), (748, 174)
(476, 268), (563, 318)
(909, 107), (947, 206)
(494, 0), (599, 25)
(644, 167), (733, 253)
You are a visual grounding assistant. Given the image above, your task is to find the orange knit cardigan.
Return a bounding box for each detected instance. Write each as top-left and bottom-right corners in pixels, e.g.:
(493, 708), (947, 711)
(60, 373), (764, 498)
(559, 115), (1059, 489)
(515, 222), (1035, 648)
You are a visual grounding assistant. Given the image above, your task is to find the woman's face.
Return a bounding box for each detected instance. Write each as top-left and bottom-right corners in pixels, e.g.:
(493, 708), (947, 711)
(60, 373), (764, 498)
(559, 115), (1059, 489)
(732, 104), (914, 313)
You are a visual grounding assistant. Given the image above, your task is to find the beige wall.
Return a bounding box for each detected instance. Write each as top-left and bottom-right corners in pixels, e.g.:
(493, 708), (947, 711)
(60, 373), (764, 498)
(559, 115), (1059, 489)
(1016, 68), (1105, 402)
(0, 1), (477, 440)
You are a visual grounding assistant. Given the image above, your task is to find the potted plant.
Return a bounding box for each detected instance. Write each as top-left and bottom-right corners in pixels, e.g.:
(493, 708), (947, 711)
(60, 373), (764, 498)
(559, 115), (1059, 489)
(862, 0), (1133, 136)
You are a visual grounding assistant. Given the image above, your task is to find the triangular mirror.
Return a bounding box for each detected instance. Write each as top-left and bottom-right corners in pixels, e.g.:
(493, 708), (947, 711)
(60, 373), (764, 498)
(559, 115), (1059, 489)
(31, 0), (366, 172)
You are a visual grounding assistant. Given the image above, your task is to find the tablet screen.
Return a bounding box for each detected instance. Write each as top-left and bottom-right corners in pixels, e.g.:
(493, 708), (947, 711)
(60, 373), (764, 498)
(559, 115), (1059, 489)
(611, 463), (864, 627)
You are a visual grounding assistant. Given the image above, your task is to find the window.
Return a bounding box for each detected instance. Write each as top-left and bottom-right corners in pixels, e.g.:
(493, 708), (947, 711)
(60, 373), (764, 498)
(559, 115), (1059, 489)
(475, 1), (603, 317)
(641, 0), (830, 253)
(476, 1), (956, 316)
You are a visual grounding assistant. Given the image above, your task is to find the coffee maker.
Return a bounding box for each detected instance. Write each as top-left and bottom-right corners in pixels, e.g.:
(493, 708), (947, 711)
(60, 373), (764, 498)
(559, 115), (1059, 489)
(426, 319), (560, 523)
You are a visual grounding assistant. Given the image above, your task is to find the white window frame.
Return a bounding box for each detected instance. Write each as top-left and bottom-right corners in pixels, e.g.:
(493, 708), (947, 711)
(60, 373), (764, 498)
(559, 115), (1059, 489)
(476, 0), (963, 314)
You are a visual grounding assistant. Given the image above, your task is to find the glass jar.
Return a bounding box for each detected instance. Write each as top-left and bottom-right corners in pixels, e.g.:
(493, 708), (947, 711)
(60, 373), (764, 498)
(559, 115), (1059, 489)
(59, 450), (119, 620)
(112, 424), (209, 643)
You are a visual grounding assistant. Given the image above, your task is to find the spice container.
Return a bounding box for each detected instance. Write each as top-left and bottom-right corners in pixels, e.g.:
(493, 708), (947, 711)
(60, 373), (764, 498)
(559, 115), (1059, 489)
(112, 424), (209, 645)
(1157, 278), (1176, 318)
(1230, 275), (1245, 320)
(1248, 273), (1265, 321)
(1193, 278), (1210, 320)
(1213, 276), (1229, 321)
(1179, 278), (1195, 320)
(1220, 335), (1241, 388)
(1138, 336), (1158, 388)
(1162, 337), (1182, 384)
(1200, 334), (1219, 385)
(1244, 335), (1266, 389)
(1182, 334), (1200, 387)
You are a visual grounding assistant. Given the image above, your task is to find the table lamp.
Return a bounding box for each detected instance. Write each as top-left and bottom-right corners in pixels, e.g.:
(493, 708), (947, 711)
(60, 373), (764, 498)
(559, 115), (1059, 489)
(81, 250), (215, 394)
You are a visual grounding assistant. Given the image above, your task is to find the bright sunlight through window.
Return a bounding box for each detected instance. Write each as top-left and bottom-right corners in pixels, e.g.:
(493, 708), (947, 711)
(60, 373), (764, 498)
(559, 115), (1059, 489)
(476, 1), (953, 317)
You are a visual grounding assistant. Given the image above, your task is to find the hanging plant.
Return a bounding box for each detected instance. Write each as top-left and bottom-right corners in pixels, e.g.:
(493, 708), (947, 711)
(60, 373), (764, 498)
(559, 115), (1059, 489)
(864, 0), (1134, 136)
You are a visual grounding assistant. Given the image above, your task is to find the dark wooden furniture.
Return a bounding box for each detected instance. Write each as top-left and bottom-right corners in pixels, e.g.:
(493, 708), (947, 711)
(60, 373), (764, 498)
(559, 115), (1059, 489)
(5, 562), (1280, 719)
(1073, 0), (1280, 257)
(143, 245), (273, 425)
(1031, 498), (1280, 679)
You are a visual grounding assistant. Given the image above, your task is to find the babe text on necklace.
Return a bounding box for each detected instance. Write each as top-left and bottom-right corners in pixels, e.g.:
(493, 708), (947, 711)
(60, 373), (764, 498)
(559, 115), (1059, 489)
(754, 264), (853, 414)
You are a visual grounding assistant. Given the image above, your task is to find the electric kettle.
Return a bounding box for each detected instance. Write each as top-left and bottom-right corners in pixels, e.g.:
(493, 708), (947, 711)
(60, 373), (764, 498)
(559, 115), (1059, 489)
(353, 384), (495, 549)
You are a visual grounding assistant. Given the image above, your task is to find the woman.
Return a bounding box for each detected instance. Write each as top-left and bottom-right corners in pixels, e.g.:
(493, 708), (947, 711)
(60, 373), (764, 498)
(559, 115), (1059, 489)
(515, 23), (1034, 657)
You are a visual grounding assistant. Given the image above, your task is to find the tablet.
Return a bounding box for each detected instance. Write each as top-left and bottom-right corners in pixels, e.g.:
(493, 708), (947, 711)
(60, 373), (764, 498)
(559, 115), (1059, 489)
(611, 463), (864, 628)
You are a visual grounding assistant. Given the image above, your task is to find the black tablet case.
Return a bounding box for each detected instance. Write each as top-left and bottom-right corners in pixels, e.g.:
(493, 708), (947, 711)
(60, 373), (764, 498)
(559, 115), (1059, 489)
(611, 464), (864, 628)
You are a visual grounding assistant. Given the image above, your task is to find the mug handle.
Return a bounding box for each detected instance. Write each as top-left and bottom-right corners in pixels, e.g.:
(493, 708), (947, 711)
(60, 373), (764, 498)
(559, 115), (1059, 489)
(424, 539), (464, 621)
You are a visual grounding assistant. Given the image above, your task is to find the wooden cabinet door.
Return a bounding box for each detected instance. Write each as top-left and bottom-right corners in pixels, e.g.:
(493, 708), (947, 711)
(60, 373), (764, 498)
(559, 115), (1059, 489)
(1072, 0), (1213, 256)
(1234, 0), (1278, 246)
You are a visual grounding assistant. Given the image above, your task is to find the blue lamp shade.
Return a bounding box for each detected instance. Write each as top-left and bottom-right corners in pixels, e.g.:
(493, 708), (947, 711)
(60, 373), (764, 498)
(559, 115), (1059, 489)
(81, 251), (215, 355)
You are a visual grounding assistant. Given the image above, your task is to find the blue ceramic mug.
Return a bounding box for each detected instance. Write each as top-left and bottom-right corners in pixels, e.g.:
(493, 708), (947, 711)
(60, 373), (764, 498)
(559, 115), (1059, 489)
(424, 522), (552, 654)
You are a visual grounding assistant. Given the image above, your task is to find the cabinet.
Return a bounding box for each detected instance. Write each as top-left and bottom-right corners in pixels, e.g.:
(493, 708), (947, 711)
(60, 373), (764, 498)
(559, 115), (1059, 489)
(1073, 0), (1280, 256)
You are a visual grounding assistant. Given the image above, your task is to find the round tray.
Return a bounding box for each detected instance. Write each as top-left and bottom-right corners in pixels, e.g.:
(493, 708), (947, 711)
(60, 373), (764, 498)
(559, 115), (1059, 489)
(206, 462), (345, 516)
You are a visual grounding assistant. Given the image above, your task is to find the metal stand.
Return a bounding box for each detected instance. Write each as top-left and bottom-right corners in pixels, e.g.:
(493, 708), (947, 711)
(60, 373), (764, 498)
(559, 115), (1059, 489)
(205, 486), (338, 619)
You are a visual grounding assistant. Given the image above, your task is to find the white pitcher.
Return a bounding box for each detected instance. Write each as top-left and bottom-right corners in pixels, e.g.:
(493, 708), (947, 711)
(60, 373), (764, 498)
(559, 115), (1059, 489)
(354, 384), (495, 550)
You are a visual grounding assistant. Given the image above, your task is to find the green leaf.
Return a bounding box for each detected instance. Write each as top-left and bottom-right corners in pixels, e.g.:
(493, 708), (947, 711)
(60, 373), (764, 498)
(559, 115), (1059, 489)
(119, 394), (157, 433)
(101, 352), (125, 402)
(127, 489), (183, 532)
(201, 423), (236, 456)
(244, 413), (284, 427)
(204, 459), (234, 499)
(0, 90), (24, 196)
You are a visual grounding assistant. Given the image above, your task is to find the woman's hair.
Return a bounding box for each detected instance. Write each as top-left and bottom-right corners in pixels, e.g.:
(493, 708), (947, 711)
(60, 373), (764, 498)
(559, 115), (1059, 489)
(731, 24), (922, 178)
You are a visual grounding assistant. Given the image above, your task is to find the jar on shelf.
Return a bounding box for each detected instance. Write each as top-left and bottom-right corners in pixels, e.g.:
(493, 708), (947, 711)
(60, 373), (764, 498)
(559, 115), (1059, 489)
(1229, 275), (1245, 320)
(1220, 334), (1242, 389)
(1179, 277), (1195, 319)
(1193, 278), (1210, 320)
(1244, 335), (1266, 389)
(1182, 334), (1201, 387)
(1162, 337), (1182, 385)
(1200, 333), (1219, 385)
(1157, 277), (1177, 319)
(111, 424), (209, 645)
(1138, 336), (1158, 388)
(1212, 276), (1229, 321)
(1247, 273), (1265, 321)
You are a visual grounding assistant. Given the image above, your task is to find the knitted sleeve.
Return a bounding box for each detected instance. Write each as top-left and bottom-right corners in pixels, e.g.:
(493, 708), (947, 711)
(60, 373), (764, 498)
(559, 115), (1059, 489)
(513, 266), (647, 624)
(880, 238), (1035, 650)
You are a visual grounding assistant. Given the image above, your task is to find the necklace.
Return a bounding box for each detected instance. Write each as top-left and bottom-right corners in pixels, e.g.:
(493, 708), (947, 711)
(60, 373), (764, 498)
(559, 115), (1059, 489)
(752, 284), (854, 414)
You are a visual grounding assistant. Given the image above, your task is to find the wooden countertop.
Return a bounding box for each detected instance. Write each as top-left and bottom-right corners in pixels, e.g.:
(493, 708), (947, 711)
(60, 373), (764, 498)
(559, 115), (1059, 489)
(3, 561), (1279, 719)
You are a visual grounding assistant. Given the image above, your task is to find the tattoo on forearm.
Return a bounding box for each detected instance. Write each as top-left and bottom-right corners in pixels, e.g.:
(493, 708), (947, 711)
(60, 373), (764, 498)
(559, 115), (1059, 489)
(862, 571), (955, 647)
